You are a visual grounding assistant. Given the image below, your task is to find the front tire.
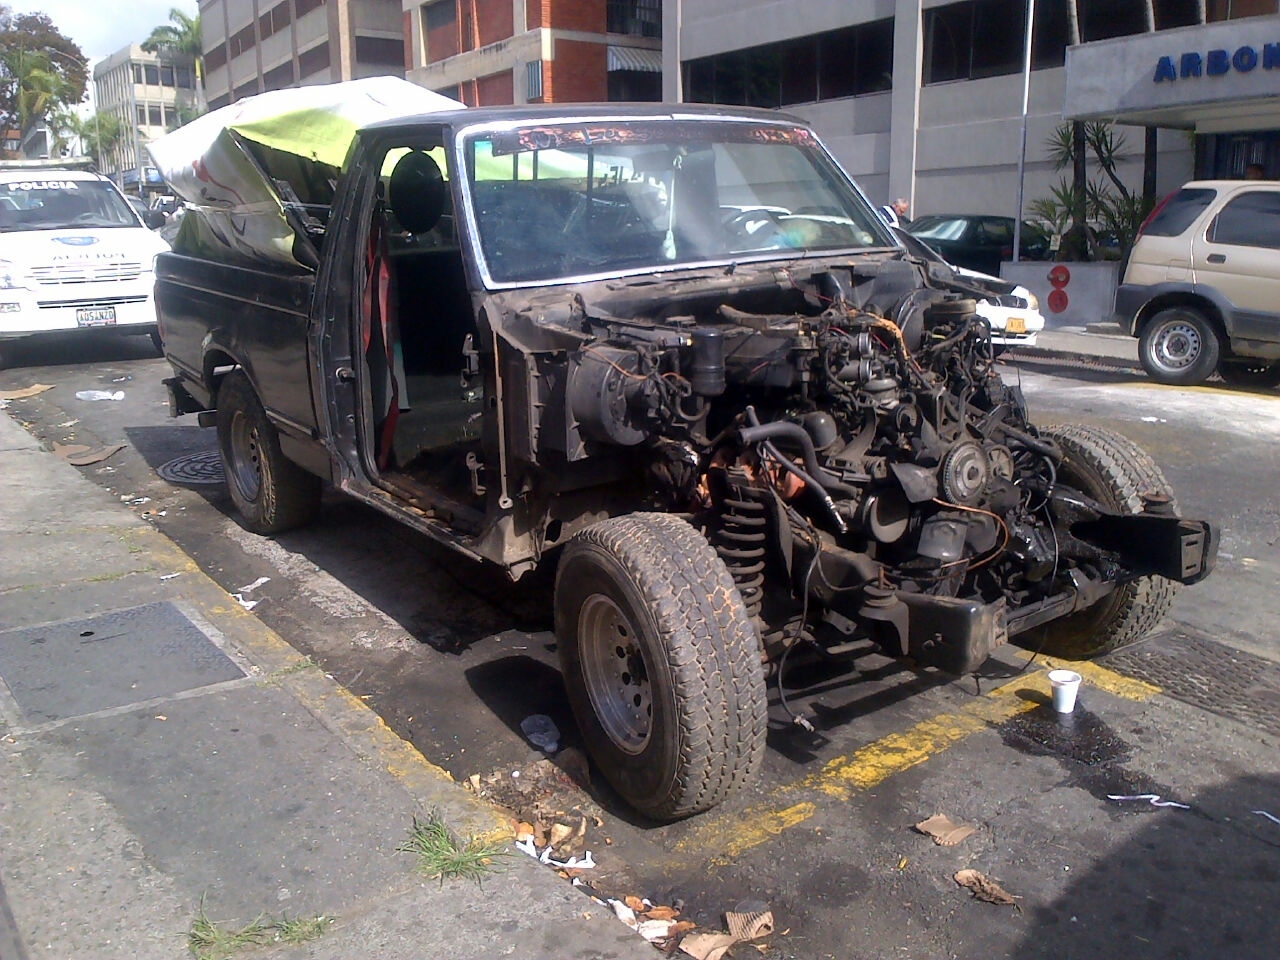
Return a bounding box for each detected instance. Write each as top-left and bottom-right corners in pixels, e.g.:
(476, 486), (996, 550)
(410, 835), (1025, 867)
(1037, 424), (1178, 658)
(1138, 306), (1220, 385)
(216, 370), (320, 534)
(555, 513), (767, 821)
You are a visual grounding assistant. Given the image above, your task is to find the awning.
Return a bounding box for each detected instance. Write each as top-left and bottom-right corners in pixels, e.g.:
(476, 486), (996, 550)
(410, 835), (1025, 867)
(607, 45), (662, 73)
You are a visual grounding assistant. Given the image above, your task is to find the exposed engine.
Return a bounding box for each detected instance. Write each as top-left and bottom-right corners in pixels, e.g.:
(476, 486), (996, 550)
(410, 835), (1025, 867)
(549, 263), (1214, 684)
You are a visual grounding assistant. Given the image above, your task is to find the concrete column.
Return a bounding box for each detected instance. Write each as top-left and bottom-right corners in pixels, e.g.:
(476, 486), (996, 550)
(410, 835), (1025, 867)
(662, 0), (682, 102)
(888, 0), (923, 211)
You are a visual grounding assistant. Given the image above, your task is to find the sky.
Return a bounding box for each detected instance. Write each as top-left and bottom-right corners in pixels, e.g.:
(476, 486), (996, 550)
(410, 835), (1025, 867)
(8, 0), (199, 63)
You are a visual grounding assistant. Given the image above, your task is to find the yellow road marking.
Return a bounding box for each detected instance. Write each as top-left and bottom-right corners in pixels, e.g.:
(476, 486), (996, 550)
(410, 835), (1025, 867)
(675, 657), (1159, 860)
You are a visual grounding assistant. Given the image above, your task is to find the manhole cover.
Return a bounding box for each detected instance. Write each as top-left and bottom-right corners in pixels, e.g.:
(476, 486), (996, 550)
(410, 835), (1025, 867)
(158, 451), (225, 485)
(1103, 631), (1280, 738)
(0, 602), (244, 723)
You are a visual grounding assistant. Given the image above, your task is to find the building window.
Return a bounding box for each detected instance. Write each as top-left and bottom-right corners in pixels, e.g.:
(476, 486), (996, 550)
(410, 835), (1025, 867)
(1155, 0), (1203, 28)
(229, 24), (256, 59)
(136, 104), (146, 124)
(295, 0), (326, 18)
(263, 60), (295, 91)
(924, 0), (1070, 84)
(298, 41), (330, 78)
(176, 65), (194, 88)
(526, 60), (543, 99)
(131, 63), (143, 84)
(205, 44), (227, 71)
(160, 64), (175, 86)
(608, 0), (661, 39)
(1076, 0), (1148, 41)
(208, 93), (231, 110)
(424, 0), (455, 30)
(143, 63), (159, 85)
(685, 17), (894, 108)
(355, 35), (404, 66)
(234, 79), (259, 101)
(260, 1), (293, 40)
(1208, 0), (1279, 20)
(148, 104), (162, 125)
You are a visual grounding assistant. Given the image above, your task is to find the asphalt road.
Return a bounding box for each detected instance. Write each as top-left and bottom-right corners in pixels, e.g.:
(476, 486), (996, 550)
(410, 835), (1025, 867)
(2, 334), (1278, 960)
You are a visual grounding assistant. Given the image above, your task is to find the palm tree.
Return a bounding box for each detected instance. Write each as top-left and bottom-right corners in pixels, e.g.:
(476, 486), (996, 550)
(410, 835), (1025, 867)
(142, 8), (204, 110)
(14, 51), (72, 143)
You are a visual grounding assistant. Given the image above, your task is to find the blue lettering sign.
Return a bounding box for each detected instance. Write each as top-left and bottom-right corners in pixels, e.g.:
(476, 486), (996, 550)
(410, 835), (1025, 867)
(1207, 48), (1230, 75)
(1181, 52), (1202, 78)
(1265, 42), (1280, 69)
(1233, 46), (1259, 72)
(1153, 56), (1177, 82)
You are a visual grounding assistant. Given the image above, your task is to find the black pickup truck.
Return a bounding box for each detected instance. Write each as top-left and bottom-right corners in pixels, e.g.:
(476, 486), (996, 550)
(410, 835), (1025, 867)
(151, 82), (1216, 820)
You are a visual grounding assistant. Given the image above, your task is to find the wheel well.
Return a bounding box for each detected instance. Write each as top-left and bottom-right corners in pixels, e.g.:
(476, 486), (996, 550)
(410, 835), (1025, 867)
(202, 350), (241, 403)
(1135, 293), (1226, 345)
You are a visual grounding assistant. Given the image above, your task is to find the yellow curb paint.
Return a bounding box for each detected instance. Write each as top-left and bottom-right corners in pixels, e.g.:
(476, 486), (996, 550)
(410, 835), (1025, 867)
(677, 802), (817, 864)
(799, 675), (1048, 802)
(1022, 653), (1161, 701)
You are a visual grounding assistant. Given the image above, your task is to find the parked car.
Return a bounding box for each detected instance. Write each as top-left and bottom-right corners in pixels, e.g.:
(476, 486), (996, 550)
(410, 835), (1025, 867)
(0, 158), (169, 363)
(1115, 179), (1280, 387)
(150, 80), (1216, 821)
(906, 214), (1050, 275)
(893, 227), (1045, 349)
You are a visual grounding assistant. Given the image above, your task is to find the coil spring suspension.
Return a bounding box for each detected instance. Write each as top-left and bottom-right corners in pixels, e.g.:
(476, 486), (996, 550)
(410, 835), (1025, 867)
(712, 468), (768, 619)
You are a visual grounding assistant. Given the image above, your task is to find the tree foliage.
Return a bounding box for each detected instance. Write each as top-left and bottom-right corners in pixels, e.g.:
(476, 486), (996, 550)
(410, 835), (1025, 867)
(0, 5), (88, 140)
(1032, 120), (1154, 263)
(142, 8), (201, 66)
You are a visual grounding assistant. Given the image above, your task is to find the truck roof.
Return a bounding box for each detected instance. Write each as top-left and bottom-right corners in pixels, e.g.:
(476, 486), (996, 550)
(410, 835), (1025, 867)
(361, 101), (808, 134)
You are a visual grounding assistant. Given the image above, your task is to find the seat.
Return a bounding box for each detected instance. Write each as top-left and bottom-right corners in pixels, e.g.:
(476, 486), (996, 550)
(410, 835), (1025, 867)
(389, 152), (445, 235)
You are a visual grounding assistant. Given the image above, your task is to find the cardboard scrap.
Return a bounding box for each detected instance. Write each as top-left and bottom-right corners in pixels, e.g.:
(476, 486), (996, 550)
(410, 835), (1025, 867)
(679, 932), (738, 960)
(53, 441), (127, 466)
(915, 813), (976, 846)
(953, 869), (1021, 910)
(726, 909), (775, 940)
(0, 383), (53, 400)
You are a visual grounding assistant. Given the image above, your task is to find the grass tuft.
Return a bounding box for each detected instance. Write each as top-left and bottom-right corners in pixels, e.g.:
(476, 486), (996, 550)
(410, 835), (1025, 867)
(397, 811), (507, 885)
(186, 897), (333, 959)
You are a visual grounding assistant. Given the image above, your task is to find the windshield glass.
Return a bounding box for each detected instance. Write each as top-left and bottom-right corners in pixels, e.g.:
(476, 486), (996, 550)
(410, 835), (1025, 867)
(0, 178), (141, 232)
(462, 120), (894, 284)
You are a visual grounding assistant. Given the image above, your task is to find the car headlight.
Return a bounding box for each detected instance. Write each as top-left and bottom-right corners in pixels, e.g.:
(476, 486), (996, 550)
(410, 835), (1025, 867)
(1025, 291), (1039, 311)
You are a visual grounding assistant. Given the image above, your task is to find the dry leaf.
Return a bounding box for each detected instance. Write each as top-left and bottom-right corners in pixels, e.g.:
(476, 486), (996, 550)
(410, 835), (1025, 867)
(726, 909), (775, 940)
(915, 813), (976, 846)
(466, 774), (481, 791)
(625, 895), (647, 913)
(0, 384), (53, 400)
(679, 931), (738, 960)
(670, 920), (697, 936)
(645, 905), (680, 921)
(954, 869), (1021, 909)
(515, 821), (536, 842)
(549, 822), (574, 847)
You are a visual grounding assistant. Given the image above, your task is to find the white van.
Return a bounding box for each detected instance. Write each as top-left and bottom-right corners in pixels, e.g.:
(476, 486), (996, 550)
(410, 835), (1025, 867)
(0, 160), (169, 356)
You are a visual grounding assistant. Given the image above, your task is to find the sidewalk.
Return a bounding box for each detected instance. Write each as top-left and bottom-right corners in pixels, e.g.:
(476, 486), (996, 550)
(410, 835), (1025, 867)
(0, 411), (653, 960)
(1009, 321), (1140, 367)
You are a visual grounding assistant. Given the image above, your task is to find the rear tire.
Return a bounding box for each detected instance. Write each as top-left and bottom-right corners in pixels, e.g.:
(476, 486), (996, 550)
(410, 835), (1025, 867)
(216, 370), (320, 534)
(1138, 306), (1220, 385)
(1037, 424), (1178, 659)
(555, 513), (767, 821)
(1218, 359), (1280, 390)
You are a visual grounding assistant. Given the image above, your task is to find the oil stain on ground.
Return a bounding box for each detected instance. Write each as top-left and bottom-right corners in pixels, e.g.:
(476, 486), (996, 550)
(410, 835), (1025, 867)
(999, 705), (1191, 809)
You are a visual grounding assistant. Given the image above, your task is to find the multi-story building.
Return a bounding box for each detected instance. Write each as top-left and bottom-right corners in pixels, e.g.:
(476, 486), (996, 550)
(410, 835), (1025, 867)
(199, 0), (409, 110)
(93, 44), (201, 194)
(402, 0), (663, 105)
(668, 1), (1280, 220)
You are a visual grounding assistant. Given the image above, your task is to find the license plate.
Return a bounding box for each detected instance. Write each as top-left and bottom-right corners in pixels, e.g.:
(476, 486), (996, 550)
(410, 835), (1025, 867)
(1004, 316), (1026, 334)
(76, 306), (117, 327)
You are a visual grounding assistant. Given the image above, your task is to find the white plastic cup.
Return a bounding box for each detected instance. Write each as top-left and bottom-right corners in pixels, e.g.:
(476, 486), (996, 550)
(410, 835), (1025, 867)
(1048, 669), (1083, 714)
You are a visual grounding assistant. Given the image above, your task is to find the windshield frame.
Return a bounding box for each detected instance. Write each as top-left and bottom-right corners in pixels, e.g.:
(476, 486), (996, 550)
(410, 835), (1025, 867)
(451, 115), (897, 289)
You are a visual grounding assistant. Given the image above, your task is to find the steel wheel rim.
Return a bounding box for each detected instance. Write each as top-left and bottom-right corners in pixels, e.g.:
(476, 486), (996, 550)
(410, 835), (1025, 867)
(228, 410), (263, 502)
(578, 593), (653, 755)
(1152, 319), (1202, 371)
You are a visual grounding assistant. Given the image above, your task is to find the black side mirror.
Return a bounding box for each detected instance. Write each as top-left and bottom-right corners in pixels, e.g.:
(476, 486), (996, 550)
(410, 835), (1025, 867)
(143, 210), (167, 230)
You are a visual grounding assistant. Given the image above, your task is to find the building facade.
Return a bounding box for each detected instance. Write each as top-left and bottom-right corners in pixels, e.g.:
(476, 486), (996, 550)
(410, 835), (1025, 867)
(93, 45), (201, 193)
(667, 1), (1280, 221)
(402, 0), (663, 105)
(199, 0), (408, 110)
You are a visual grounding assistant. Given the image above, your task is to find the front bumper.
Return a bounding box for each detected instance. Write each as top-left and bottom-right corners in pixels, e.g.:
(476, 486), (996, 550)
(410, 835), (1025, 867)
(0, 279), (156, 340)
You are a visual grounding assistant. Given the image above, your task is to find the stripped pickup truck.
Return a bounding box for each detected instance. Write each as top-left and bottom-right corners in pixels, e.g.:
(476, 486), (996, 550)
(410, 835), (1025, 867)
(151, 79), (1216, 821)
